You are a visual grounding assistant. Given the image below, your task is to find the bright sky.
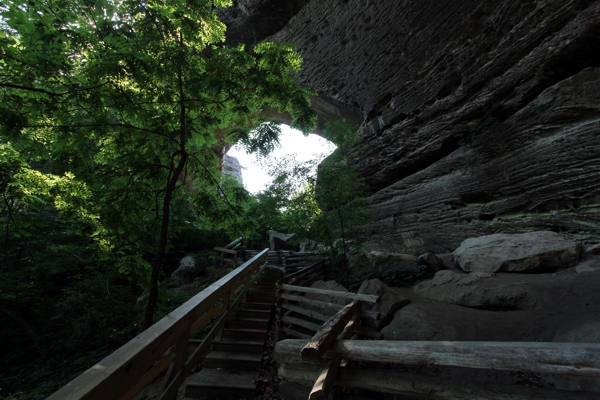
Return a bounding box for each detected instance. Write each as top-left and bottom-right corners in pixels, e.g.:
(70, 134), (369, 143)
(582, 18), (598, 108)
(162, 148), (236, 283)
(227, 125), (337, 194)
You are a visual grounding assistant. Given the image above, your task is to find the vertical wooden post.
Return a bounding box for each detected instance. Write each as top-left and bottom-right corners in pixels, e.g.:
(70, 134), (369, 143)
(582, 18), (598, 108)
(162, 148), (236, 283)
(215, 289), (231, 341)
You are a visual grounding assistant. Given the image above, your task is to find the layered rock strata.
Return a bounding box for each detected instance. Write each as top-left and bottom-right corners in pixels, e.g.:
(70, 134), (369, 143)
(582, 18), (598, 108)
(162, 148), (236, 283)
(265, 0), (600, 252)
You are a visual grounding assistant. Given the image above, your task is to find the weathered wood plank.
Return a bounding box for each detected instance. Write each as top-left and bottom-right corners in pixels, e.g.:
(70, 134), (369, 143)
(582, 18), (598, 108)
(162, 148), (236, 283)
(277, 340), (600, 377)
(282, 315), (322, 333)
(277, 292), (380, 320)
(301, 301), (362, 362)
(48, 249), (269, 400)
(184, 262), (269, 375)
(309, 359), (341, 400)
(223, 237), (242, 249)
(280, 363), (598, 399)
(279, 302), (333, 323)
(118, 355), (171, 400)
(281, 326), (313, 340)
(189, 304), (223, 334)
(277, 284), (378, 303)
(213, 247), (238, 255)
(337, 368), (600, 399)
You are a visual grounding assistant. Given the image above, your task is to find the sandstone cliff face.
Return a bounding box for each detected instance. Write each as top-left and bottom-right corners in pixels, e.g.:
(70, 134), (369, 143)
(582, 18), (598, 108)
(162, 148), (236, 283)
(233, 0), (600, 252)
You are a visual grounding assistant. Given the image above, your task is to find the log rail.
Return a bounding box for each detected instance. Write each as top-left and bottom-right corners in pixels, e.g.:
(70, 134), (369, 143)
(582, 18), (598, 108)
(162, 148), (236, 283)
(272, 263), (600, 399)
(48, 249), (270, 400)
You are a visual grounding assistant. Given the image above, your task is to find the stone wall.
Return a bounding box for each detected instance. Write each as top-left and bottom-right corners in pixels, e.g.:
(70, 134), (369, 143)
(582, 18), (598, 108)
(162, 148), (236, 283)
(265, 0), (600, 252)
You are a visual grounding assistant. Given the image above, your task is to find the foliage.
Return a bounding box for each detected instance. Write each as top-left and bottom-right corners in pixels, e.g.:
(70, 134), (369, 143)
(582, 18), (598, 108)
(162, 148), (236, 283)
(244, 119), (369, 270)
(0, 0), (316, 396)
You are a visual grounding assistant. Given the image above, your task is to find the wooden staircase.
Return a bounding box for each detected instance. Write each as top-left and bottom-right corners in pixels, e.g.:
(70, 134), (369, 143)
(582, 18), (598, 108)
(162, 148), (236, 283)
(185, 267), (282, 399)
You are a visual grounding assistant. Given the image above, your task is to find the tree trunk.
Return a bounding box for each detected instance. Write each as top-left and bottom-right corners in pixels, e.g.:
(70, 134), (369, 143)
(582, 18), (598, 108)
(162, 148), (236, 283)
(142, 65), (188, 330)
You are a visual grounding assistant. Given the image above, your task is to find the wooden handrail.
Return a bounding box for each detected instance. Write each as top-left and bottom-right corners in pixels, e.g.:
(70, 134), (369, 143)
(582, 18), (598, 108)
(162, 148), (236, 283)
(48, 249), (269, 400)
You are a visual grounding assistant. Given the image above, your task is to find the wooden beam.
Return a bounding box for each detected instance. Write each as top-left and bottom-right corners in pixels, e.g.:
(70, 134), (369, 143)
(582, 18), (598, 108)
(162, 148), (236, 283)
(281, 326), (313, 340)
(282, 315), (322, 333)
(277, 292), (380, 320)
(280, 364), (599, 400)
(301, 301), (362, 362)
(337, 368), (600, 399)
(309, 359), (341, 400)
(277, 284), (378, 303)
(213, 247), (238, 254)
(279, 302), (333, 323)
(119, 355), (171, 400)
(277, 339), (600, 377)
(189, 304), (223, 334)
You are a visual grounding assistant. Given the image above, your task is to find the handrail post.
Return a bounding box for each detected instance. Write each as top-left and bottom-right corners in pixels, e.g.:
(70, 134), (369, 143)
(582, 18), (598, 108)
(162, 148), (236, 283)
(215, 288), (231, 341)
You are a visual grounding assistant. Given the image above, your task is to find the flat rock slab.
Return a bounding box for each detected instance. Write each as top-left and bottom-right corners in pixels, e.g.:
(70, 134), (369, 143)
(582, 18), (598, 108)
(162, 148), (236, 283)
(414, 270), (531, 309)
(452, 231), (581, 273)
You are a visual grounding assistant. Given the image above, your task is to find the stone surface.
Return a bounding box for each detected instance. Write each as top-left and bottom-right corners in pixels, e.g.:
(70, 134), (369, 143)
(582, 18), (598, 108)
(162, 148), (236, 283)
(265, 1), (600, 253)
(222, 154), (243, 185)
(553, 322), (600, 343)
(365, 251), (416, 267)
(381, 304), (439, 341)
(413, 270), (532, 309)
(357, 278), (409, 329)
(171, 255), (204, 283)
(575, 256), (600, 273)
(452, 231), (581, 273)
(308, 280), (349, 305)
(584, 244), (600, 256)
(417, 252), (445, 273)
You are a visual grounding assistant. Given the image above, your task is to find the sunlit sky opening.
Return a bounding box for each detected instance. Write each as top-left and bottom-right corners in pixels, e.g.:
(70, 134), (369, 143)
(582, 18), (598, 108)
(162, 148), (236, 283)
(227, 125), (337, 194)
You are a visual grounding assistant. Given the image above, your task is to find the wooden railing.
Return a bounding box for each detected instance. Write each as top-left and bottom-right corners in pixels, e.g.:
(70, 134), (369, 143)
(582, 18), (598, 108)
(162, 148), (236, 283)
(48, 249), (269, 400)
(275, 338), (600, 399)
(272, 262), (600, 399)
(214, 237), (243, 268)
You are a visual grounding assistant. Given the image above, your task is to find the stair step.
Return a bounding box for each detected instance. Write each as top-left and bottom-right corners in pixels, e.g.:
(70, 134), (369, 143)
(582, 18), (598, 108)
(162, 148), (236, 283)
(226, 318), (268, 330)
(213, 340), (264, 353)
(222, 328), (266, 341)
(247, 292), (275, 298)
(238, 309), (271, 319)
(186, 368), (256, 399)
(204, 351), (262, 369)
(241, 302), (273, 310)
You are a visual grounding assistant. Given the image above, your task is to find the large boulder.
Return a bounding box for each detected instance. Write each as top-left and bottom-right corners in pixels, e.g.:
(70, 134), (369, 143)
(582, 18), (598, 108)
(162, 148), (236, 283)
(307, 280), (349, 305)
(414, 270), (532, 310)
(357, 279), (411, 329)
(381, 304), (439, 341)
(452, 231), (581, 273)
(171, 255), (205, 284)
(417, 252), (445, 273)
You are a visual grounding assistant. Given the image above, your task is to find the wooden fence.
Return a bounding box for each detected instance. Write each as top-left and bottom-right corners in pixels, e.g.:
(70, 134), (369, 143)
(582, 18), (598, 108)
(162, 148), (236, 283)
(48, 249), (269, 400)
(275, 339), (600, 399)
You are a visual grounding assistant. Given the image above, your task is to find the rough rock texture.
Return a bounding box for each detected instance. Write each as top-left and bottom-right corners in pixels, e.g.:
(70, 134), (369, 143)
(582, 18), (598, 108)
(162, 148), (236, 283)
(417, 252), (445, 273)
(357, 278), (409, 329)
(365, 251), (417, 267)
(576, 255), (600, 273)
(413, 270), (532, 309)
(308, 280), (349, 305)
(222, 154), (244, 185)
(452, 231), (581, 273)
(381, 268), (600, 344)
(265, 0), (600, 252)
(171, 255), (204, 283)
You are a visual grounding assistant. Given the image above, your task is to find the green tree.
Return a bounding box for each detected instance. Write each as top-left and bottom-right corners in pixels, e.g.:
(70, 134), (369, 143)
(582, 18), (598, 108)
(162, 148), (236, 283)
(1, 0), (315, 329)
(246, 120), (367, 267)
